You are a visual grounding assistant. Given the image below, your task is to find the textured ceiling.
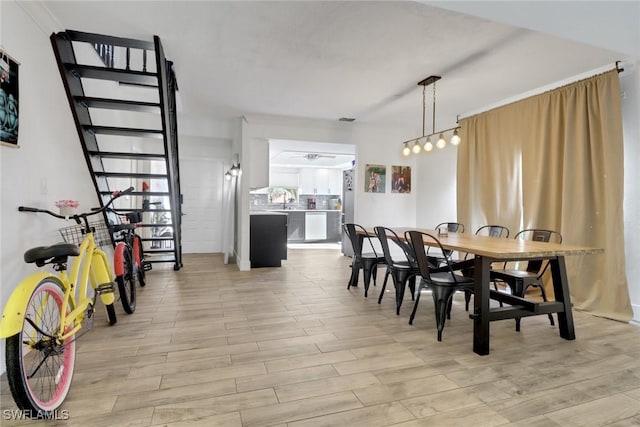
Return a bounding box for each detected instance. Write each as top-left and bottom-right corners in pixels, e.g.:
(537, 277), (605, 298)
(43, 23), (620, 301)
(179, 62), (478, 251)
(43, 1), (624, 138)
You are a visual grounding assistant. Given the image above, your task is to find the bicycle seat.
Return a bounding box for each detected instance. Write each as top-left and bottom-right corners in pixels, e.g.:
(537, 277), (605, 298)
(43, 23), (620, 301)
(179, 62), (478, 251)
(24, 243), (80, 265)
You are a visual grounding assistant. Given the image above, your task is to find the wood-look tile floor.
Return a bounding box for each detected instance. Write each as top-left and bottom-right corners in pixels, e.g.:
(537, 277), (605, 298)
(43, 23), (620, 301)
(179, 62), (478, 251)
(2, 250), (640, 426)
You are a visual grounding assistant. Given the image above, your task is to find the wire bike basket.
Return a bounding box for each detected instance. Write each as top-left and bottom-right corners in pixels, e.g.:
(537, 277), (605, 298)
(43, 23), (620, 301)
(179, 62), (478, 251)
(59, 221), (112, 248)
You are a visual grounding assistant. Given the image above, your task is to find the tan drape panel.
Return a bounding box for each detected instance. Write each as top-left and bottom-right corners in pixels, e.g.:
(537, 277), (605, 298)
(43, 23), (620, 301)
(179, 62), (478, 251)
(457, 69), (631, 321)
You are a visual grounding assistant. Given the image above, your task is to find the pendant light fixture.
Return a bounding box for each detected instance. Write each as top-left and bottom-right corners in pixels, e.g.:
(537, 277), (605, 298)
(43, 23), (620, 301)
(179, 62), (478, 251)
(401, 75), (461, 156)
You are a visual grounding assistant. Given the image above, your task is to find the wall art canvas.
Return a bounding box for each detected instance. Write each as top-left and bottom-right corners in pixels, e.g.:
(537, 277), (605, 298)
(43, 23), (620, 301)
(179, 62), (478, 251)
(364, 164), (386, 193)
(391, 165), (411, 193)
(0, 49), (19, 146)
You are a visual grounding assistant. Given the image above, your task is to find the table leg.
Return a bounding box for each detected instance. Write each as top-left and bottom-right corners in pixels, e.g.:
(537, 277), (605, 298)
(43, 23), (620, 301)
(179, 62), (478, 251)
(473, 256), (492, 355)
(550, 256), (575, 340)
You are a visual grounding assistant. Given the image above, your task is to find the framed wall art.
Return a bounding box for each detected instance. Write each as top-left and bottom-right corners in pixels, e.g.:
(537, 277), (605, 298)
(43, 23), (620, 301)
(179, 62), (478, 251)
(1, 48), (20, 147)
(364, 164), (386, 193)
(391, 165), (411, 193)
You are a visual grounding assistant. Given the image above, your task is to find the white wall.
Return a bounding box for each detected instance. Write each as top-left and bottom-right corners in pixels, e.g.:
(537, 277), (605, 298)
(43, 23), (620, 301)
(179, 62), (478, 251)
(414, 146), (458, 229)
(0, 2), (98, 371)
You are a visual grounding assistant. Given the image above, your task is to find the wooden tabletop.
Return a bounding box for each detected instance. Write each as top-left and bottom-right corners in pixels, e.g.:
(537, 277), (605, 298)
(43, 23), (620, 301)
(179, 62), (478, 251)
(364, 227), (604, 260)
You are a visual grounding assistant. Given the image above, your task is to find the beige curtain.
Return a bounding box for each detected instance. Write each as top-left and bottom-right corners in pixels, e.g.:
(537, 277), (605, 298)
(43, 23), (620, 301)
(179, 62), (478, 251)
(457, 69), (632, 321)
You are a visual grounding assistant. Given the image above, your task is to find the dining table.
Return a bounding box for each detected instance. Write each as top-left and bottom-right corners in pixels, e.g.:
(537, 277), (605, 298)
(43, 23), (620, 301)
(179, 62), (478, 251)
(362, 227), (604, 356)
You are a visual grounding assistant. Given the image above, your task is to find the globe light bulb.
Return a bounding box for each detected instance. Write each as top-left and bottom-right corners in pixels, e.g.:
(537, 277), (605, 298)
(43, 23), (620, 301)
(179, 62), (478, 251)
(402, 143), (411, 156)
(424, 137), (433, 152)
(451, 129), (461, 146)
(412, 141), (421, 154)
(436, 133), (446, 149)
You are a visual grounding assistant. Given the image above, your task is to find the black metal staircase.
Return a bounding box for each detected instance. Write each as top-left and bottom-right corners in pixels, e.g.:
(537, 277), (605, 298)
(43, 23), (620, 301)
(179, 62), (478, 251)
(51, 30), (183, 271)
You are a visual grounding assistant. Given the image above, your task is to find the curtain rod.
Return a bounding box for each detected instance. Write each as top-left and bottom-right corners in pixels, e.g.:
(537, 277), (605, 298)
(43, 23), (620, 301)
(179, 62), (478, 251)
(458, 61), (624, 122)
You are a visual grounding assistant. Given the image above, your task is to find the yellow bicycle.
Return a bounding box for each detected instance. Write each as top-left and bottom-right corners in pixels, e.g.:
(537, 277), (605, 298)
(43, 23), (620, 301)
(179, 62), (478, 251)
(0, 187), (133, 417)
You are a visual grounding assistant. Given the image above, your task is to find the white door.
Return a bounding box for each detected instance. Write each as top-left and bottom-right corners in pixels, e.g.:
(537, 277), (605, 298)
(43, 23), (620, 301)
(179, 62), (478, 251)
(180, 157), (224, 253)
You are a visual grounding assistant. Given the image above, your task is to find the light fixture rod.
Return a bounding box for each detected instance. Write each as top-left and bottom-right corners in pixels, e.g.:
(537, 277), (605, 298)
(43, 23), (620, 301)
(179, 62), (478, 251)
(432, 81), (436, 135)
(417, 75), (440, 137)
(421, 84), (426, 137)
(399, 126), (461, 146)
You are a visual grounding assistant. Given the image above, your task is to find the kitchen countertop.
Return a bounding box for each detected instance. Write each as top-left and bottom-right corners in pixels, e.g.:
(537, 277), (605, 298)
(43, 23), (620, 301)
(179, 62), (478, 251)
(253, 209), (342, 213)
(249, 211), (289, 216)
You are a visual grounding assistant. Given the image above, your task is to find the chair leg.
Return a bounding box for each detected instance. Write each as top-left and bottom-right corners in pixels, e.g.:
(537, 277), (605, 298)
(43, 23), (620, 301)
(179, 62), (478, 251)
(378, 269), (390, 304)
(362, 260), (379, 297)
(408, 276), (416, 301)
(512, 279), (524, 331)
(527, 283), (555, 327)
(446, 293), (454, 319)
(394, 270), (411, 315)
(464, 290), (472, 311)
(347, 261), (360, 289)
(432, 287), (456, 342)
(408, 285), (423, 325)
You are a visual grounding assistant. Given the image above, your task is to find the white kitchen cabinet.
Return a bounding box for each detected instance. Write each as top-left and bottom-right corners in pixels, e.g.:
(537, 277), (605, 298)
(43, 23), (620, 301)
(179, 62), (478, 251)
(327, 169), (342, 195)
(270, 167), (299, 188)
(305, 211), (327, 240)
(299, 168), (317, 194)
(299, 168), (342, 195)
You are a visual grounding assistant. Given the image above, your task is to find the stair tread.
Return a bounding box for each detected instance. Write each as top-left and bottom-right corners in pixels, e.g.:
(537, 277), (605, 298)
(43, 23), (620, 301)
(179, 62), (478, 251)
(83, 125), (164, 138)
(94, 172), (168, 179)
(100, 191), (169, 196)
(66, 63), (157, 85)
(88, 151), (166, 160)
(75, 96), (160, 113)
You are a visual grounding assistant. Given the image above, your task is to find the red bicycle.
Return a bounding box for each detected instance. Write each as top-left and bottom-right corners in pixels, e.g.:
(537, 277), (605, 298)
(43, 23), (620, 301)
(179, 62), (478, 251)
(108, 205), (150, 314)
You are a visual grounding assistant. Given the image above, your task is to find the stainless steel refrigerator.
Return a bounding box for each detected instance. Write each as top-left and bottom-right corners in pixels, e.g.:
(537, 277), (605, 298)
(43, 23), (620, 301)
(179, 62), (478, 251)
(341, 169), (355, 256)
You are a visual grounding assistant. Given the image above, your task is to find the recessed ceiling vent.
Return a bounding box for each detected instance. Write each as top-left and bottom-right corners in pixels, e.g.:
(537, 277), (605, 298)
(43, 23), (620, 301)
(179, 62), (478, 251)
(339, 117), (355, 122)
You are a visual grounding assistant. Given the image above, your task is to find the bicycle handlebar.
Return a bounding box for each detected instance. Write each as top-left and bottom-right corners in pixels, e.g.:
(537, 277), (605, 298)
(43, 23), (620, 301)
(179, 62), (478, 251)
(18, 187), (135, 223)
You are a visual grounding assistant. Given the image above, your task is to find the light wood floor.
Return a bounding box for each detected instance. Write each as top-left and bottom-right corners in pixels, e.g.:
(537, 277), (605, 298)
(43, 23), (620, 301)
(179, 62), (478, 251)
(2, 250), (640, 426)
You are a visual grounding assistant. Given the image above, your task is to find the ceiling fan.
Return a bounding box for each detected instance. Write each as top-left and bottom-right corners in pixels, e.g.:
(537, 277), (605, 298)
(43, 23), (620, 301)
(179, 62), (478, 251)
(292, 153), (337, 161)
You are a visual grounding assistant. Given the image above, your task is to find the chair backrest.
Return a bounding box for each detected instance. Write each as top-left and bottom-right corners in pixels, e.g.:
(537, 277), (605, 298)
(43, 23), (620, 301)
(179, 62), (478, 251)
(435, 222), (465, 233)
(406, 230), (460, 283)
(475, 224), (509, 238)
(462, 225), (510, 260)
(513, 228), (563, 274)
(344, 223), (379, 259)
(374, 226), (416, 267)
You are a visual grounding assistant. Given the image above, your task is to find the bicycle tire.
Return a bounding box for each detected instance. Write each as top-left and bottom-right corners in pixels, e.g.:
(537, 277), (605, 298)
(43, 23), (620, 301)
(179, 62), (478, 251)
(115, 246), (136, 314)
(5, 277), (76, 417)
(134, 234), (146, 287)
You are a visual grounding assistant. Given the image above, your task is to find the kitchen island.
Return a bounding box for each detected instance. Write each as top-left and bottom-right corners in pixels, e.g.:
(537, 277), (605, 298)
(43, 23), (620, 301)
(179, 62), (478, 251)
(249, 212), (288, 267)
(259, 209), (342, 243)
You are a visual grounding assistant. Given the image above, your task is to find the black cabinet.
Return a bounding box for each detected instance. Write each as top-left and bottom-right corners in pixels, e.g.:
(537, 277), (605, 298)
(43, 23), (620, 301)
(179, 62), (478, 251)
(250, 213), (287, 268)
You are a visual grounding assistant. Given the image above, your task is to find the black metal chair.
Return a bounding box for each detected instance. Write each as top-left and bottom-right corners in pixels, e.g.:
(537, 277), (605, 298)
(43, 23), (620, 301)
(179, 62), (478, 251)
(343, 223), (385, 297)
(428, 222), (465, 265)
(490, 228), (562, 331)
(462, 225), (510, 311)
(406, 230), (475, 341)
(435, 222), (465, 234)
(373, 227), (419, 315)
